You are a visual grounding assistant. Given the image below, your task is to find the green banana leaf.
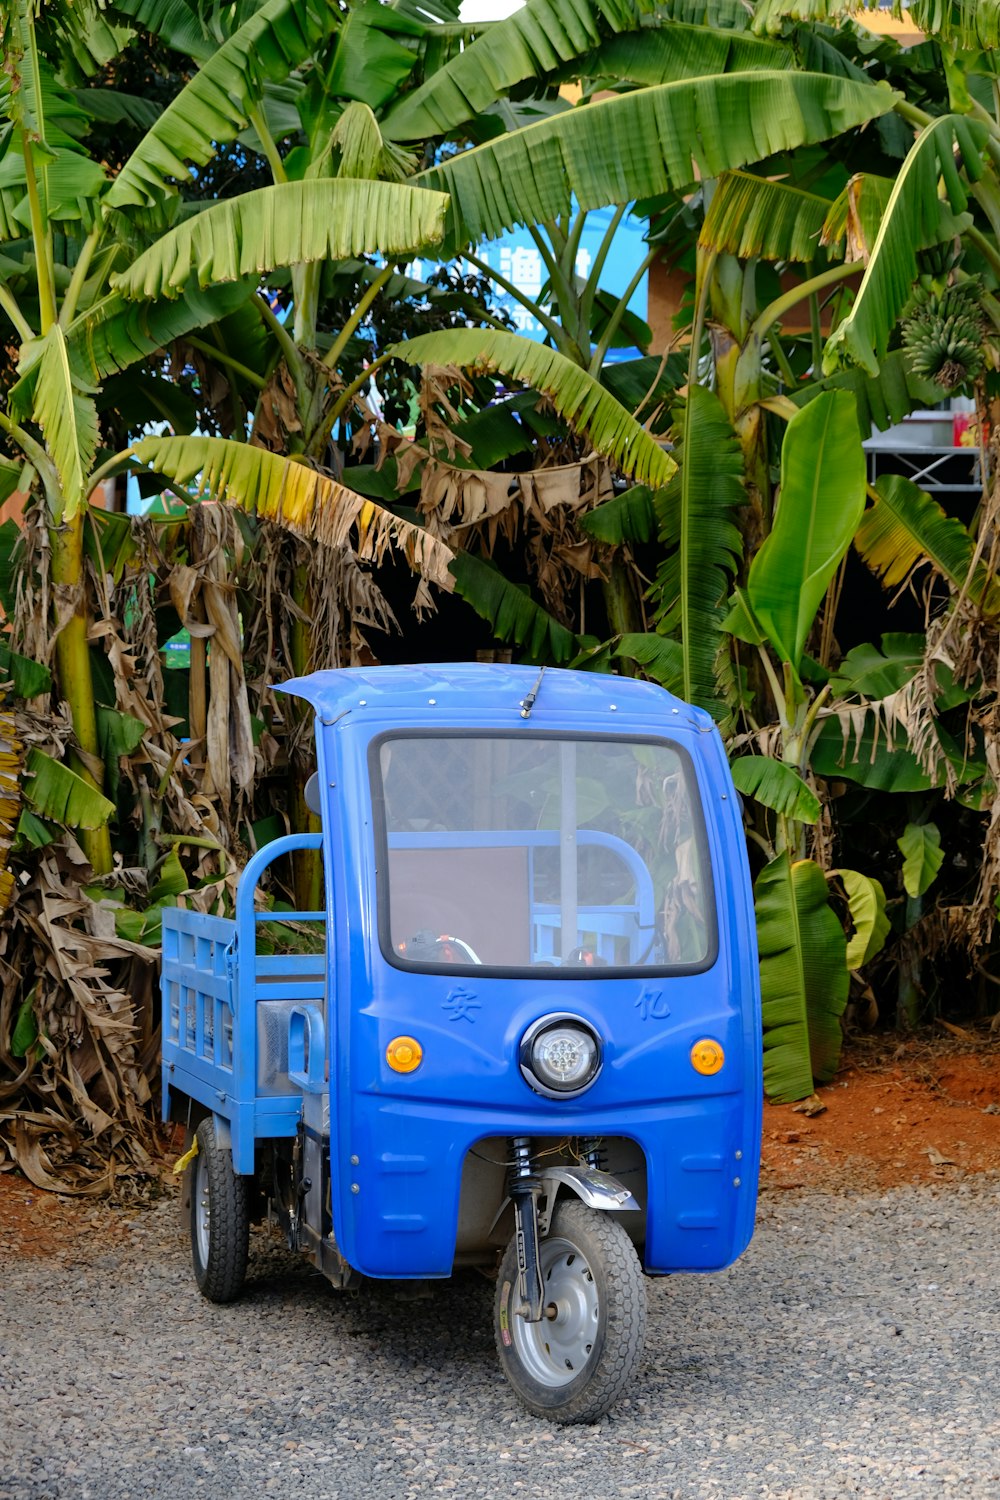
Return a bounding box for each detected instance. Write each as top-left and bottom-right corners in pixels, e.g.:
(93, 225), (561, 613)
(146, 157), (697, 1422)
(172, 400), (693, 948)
(792, 349), (950, 440)
(613, 632), (684, 690)
(387, 329), (675, 488)
(449, 552), (579, 663)
(855, 473), (1000, 614)
(898, 822), (944, 899)
(24, 748), (115, 830)
(0, 642), (51, 700)
(837, 867), (890, 969)
(324, 0), (418, 111)
(113, 179), (450, 299)
(756, 850), (849, 1102)
(599, 353), (686, 431)
(828, 634), (924, 699)
(578, 24), (792, 89)
(653, 384), (745, 713)
(0, 520), (22, 616)
(699, 170), (834, 264)
(384, 0), (649, 140)
(743, 389), (865, 674)
(417, 71), (898, 245)
(730, 755), (820, 823)
(0, 459), (23, 509)
(28, 325), (99, 522)
(579, 485), (657, 545)
(105, 0), (343, 209)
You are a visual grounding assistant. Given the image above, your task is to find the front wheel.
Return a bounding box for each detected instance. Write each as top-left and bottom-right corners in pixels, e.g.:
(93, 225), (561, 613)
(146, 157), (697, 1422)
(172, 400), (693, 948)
(189, 1117), (250, 1304)
(494, 1199), (646, 1423)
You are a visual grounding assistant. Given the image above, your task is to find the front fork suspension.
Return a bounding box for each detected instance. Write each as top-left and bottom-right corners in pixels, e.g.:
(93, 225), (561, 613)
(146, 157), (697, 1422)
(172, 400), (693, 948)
(509, 1136), (544, 1323)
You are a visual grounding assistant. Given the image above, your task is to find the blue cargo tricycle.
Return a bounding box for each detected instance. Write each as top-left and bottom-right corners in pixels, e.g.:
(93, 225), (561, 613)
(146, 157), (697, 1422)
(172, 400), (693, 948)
(162, 664), (761, 1422)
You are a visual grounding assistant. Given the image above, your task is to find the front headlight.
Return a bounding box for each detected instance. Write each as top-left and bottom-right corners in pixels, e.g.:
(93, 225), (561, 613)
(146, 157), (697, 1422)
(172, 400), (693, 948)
(519, 1013), (602, 1099)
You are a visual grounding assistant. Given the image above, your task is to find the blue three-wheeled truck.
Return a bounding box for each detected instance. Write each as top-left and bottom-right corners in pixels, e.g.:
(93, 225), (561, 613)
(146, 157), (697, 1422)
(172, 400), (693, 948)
(162, 664), (761, 1422)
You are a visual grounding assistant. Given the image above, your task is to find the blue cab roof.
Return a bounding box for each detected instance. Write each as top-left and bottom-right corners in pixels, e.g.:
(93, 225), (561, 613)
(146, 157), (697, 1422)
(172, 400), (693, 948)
(279, 663), (713, 732)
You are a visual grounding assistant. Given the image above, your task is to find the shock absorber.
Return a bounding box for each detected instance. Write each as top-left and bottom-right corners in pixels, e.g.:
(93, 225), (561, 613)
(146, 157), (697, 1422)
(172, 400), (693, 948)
(580, 1135), (607, 1171)
(508, 1136), (544, 1322)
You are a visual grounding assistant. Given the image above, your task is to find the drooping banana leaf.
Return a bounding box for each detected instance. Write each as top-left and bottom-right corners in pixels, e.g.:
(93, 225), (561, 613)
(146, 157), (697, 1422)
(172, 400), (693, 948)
(27, 325), (99, 522)
(743, 389), (865, 675)
(382, 0), (650, 141)
(417, 72), (899, 245)
(112, 180), (450, 299)
(897, 821), (944, 899)
(791, 348), (947, 439)
(0, 520), (22, 615)
(699, 170), (834, 264)
(387, 329), (675, 487)
(823, 116), (989, 377)
(109, 0), (216, 63)
(324, 0), (419, 112)
(613, 631), (684, 690)
(24, 748), (115, 830)
(70, 88), (162, 130)
(577, 25), (793, 89)
(828, 634), (924, 699)
(810, 718), (935, 792)
(730, 755), (821, 823)
(854, 473), (1000, 615)
(751, 0), (880, 33)
(133, 435), (455, 588)
(47, 0), (134, 80)
(15, 283), (253, 403)
(449, 551), (578, 663)
(755, 850), (849, 1102)
(653, 384), (744, 715)
(837, 868), (890, 969)
(105, 0), (343, 210)
(657, 0), (752, 25)
(599, 353), (686, 430)
(97, 706), (147, 797)
(820, 173), (894, 262)
(0, 641), (51, 700)
(579, 484), (656, 545)
(906, 0), (1000, 51)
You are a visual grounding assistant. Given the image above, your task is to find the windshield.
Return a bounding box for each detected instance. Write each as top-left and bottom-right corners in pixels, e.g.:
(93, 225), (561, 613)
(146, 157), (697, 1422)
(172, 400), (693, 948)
(371, 733), (715, 975)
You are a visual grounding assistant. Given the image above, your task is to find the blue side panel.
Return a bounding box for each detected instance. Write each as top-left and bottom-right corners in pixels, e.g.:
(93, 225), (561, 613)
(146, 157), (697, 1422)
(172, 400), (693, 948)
(161, 834), (327, 1175)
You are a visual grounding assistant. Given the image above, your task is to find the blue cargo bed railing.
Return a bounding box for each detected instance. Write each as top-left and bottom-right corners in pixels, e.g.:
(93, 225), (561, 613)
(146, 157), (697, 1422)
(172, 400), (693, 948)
(161, 834), (325, 1174)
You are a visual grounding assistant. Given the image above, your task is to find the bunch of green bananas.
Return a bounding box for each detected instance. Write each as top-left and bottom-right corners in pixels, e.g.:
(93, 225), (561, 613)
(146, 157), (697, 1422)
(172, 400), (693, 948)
(901, 277), (986, 392)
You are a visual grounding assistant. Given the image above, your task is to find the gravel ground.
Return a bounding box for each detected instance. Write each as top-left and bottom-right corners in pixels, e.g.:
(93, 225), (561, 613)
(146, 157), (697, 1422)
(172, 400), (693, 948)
(2, 1179), (999, 1500)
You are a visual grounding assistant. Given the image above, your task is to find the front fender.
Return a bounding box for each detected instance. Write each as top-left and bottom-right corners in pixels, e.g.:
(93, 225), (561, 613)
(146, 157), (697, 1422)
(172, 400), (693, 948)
(537, 1165), (637, 1233)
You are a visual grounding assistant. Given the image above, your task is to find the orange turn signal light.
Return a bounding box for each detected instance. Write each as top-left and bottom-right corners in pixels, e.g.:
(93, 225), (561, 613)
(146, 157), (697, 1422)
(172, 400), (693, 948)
(691, 1038), (724, 1076)
(386, 1035), (423, 1074)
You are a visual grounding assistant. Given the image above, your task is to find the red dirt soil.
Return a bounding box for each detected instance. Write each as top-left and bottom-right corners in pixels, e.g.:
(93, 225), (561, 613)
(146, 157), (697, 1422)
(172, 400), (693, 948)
(1, 1034), (998, 1259)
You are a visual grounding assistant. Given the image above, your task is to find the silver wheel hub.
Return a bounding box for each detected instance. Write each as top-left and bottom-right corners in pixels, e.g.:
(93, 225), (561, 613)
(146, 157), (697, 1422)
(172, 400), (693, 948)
(511, 1234), (600, 1387)
(194, 1151), (211, 1263)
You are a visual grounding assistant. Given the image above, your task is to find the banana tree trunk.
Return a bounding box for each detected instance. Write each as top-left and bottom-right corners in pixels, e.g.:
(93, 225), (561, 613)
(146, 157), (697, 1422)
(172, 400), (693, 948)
(49, 510), (112, 874)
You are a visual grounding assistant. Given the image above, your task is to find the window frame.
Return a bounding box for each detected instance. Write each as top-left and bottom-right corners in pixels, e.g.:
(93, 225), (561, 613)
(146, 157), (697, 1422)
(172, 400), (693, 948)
(368, 728), (720, 980)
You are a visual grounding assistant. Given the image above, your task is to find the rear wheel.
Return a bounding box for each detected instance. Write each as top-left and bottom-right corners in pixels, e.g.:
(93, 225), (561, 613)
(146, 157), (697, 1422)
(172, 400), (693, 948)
(189, 1117), (250, 1304)
(494, 1198), (646, 1423)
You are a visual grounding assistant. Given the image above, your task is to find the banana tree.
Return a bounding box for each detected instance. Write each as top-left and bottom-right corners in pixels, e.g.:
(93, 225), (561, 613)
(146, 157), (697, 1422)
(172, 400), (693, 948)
(717, 391), (891, 1096)
(371, 0), (899, 642)
(0, 0), (463, 876)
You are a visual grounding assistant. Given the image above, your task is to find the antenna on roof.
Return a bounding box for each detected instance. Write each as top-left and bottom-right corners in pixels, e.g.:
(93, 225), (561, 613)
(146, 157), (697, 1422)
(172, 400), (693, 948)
(520, 666), (546, 720)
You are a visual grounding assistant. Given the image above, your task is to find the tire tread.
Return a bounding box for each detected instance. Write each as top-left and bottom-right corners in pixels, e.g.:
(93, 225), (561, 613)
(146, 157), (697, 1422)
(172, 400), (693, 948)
(190, 1118), (250, 1304)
